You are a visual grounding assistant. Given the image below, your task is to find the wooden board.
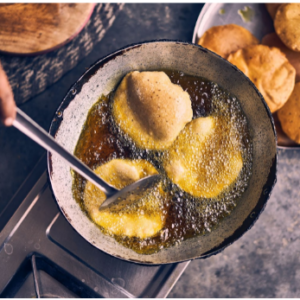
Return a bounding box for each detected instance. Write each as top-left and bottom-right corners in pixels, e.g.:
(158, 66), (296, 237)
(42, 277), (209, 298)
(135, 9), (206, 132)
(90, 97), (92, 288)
(0, 3), (95, 55)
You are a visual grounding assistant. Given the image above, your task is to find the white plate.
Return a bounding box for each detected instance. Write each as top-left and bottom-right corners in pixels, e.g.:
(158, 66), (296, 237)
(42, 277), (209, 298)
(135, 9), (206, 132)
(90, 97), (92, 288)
(193, 3), (300, 149)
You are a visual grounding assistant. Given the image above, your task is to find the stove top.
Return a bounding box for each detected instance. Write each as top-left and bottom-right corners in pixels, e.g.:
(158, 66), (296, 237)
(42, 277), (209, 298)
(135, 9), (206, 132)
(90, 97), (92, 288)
(0, 155), (190, 298)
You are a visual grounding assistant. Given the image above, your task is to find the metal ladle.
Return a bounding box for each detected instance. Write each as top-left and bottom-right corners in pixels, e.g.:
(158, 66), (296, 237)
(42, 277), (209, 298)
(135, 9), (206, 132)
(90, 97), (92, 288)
(13, 108), (160, 208)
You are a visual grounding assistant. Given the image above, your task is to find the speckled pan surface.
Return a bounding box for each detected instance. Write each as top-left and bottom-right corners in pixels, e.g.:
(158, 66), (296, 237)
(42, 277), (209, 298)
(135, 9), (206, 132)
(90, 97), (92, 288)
(48, 41), (277, 265)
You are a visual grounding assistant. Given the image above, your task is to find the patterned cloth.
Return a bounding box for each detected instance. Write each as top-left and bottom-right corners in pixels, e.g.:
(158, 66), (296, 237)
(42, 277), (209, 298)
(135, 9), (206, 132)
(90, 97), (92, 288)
(0, 3), (124, 104)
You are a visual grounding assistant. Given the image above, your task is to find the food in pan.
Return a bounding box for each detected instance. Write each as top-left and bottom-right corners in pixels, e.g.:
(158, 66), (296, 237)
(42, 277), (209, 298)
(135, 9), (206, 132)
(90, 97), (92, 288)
(265, 3), (282, 19)
(85, 158), (158, 191)
(197, 24), (259, 59)
(73, 70), (252, 254)
(262, 32), (300, 82)
(274, 3), (300, 52)
(163, 116), (243, 198)
(84, 159), (166, 239)
(112, 71), (193, 150)
(278, 82), (300, 144)
(227, 45), (296, 113)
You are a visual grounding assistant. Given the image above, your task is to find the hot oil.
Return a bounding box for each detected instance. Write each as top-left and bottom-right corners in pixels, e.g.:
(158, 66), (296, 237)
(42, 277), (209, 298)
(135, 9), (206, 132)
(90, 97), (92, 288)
(72, 70), (253, 254)
(72, 95), (132, 210)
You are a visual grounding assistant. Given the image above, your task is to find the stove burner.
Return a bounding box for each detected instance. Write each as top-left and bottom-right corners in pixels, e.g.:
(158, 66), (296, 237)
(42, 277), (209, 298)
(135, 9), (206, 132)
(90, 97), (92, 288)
(0, 155), (189, 297)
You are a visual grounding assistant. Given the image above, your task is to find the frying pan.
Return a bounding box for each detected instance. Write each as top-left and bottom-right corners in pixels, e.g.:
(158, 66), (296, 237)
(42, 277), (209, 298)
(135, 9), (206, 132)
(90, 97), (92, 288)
(48, 41), (277, 265)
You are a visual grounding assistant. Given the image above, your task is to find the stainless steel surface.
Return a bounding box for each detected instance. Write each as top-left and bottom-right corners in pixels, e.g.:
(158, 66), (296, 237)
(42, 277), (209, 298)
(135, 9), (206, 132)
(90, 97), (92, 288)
(0, 155), (190, 297)
(49, 40), (277, 264)
(13, 108), (160, 208)
(193, 3), (300, 150)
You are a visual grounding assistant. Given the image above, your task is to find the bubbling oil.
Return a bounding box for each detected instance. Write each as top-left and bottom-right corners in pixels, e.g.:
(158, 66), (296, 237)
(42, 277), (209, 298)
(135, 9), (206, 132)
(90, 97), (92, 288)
(72, 70), (253, 254)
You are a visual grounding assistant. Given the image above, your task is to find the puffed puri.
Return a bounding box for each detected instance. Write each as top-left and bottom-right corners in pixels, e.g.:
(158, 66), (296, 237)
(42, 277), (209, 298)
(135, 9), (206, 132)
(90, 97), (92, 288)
(112, 71), (193, 150)
(227, 45), (296, 113)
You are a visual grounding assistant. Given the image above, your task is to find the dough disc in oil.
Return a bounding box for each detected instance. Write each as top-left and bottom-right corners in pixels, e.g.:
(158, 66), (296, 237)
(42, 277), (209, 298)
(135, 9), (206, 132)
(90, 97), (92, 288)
(163, 116), (243, 198)
(83, 158), (166, 239)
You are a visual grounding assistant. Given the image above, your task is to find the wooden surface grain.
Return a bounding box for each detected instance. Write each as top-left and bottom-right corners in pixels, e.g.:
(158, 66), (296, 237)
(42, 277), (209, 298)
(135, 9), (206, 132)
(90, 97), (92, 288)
(0, 3), (95, 55)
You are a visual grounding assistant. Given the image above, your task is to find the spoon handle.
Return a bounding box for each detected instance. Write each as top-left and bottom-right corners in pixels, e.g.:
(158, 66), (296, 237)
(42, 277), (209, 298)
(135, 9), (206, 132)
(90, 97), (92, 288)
(13, 108), (118, 197)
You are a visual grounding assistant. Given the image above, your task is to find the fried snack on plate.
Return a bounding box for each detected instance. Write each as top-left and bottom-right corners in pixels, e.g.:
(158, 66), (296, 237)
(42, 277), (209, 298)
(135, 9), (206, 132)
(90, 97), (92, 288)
(262, 32), (300, 82)
(163, 116), (243, 199)
(274, 3), (300, 52)
(198, 24), (259, 59)
(83, 158), (167, 239)
(278, 82), (300, 144)
(265, 3), (283, 19)
(227, 45), (296, 113)
(113, 71), (193, 150)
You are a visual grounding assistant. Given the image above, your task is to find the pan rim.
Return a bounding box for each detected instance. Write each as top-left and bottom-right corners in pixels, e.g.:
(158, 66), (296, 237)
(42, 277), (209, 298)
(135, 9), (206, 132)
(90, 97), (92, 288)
(47, 39), (277, 265)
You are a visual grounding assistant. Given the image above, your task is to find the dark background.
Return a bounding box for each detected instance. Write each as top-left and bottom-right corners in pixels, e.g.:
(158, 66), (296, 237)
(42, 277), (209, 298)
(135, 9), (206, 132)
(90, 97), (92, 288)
(1, 3), (300, 298)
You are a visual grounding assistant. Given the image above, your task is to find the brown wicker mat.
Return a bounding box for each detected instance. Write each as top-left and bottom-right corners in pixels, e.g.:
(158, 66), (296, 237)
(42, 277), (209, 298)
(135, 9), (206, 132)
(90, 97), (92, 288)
(0, 3), (124, 104)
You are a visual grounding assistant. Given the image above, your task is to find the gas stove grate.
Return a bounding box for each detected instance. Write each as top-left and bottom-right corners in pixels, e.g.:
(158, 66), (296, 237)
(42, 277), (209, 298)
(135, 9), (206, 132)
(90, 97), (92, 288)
(0, 155), (189, 298)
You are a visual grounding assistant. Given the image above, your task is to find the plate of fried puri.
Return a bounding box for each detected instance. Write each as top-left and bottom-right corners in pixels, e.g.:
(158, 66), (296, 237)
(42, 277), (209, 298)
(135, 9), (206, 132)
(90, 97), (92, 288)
(193, 3), (300, 149)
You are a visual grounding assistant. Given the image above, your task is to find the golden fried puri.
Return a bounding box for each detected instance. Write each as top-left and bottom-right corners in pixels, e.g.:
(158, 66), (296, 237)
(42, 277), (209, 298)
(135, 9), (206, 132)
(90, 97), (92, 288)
(262, 32), (300, 82)
(198, 24), (259, 59)
(265, 3), (282, 19)
(274, 3), (300, 52)
(113, 71), (193, 150)
(163, 116), (243, 199)
(227, 45), (296, 113)
(278, 82), (300, 144)
(83, 159), (166, 239)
